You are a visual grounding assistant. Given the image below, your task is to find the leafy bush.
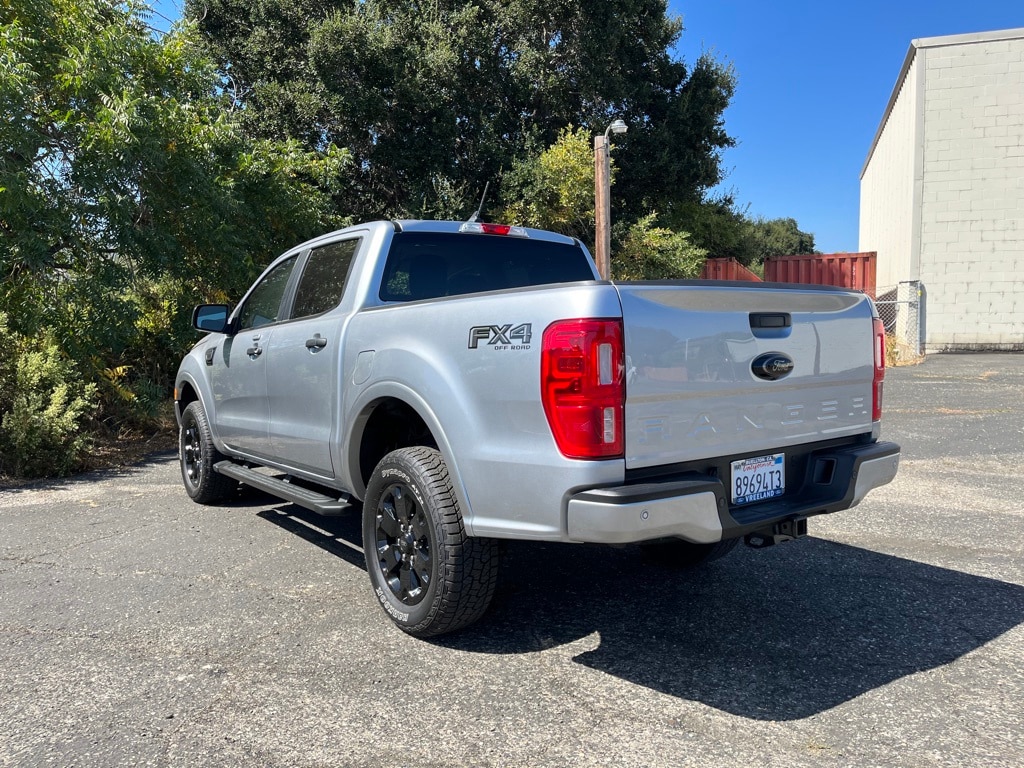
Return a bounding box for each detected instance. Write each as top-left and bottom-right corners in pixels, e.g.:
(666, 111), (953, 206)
(611, 214), (708, 280)
(501, 126), (598, 243)
(0, 314), (97, 478)
(500, 133), (708, 282)
(0, 0), (350, 475)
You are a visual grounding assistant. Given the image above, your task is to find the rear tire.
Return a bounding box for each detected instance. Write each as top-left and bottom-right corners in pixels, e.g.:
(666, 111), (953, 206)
(640, 537), (739, 568)
(179, 401), (236, 504)
(363, 447), (499, 637)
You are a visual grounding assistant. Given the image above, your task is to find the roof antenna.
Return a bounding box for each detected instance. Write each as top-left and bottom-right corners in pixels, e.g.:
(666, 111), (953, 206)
(467, 181), (490, 223)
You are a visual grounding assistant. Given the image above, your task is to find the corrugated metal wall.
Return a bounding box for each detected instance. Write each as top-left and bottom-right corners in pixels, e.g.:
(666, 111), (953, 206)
(764, 252), (877, 297)
(699, 258), (763, 282)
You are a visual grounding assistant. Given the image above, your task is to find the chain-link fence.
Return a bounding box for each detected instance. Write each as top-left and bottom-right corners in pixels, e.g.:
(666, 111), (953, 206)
(875, 280), (923, 364)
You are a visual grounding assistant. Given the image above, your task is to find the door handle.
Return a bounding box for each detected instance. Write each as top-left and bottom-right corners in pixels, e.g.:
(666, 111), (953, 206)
(305, 334), (328, 350)
(246, 345), (263, 358)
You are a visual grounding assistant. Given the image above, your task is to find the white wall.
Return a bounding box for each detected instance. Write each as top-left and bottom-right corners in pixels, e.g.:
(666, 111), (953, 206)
(860, 56), (919, 294)
(919, 36), (1024, 350)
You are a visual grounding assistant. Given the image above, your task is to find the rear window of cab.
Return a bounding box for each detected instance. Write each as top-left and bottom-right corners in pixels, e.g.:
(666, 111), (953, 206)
(379, 232), (594, 302)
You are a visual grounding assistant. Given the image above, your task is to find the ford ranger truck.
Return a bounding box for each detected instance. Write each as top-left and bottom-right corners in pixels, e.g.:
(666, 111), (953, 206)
(174, 220), (900, 637)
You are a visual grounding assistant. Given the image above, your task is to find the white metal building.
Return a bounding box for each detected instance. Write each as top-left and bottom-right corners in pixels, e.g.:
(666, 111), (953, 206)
(860, 28), (1024, 353)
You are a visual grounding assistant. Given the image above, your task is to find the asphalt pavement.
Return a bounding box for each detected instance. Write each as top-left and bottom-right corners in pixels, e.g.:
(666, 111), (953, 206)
(1, 353), (1022, 767)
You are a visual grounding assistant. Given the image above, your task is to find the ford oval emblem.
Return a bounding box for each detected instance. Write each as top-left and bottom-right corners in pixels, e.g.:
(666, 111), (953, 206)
(752, 352), (794, 381)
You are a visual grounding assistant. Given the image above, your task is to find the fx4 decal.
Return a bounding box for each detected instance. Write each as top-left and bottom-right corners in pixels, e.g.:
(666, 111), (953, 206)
(468, 323), (533, 350)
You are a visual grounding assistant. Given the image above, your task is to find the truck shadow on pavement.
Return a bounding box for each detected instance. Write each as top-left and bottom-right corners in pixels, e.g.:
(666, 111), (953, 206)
(258, 503), (1024, 722)
(254, 503), (367, 571)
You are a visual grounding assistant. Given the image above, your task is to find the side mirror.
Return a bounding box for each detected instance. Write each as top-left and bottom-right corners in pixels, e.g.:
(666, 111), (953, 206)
(192, 304), (230, 334)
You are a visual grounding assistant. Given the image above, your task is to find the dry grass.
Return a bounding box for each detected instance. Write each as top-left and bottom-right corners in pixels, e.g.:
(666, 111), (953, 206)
(885, 333), (924, 367)
(0, 423), (177, 489)
(83, 426), (178, 471)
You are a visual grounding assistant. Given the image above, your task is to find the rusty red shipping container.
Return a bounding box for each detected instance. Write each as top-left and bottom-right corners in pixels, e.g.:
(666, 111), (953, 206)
(764, 252), (876, 298)
(700, 257), (763, 282)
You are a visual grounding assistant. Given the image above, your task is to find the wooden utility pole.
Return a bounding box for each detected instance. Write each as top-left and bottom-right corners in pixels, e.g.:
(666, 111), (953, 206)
(594, 134), (611, 280)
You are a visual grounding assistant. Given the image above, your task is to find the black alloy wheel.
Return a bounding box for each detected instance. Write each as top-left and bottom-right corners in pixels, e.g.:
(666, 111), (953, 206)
(373, 480), (434, 605)
(181, 418), (203, 487)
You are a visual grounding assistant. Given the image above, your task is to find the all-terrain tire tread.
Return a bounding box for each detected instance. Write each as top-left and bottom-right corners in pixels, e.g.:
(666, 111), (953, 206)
(373, 447), (499, 637)
(180, 401), (237, 505)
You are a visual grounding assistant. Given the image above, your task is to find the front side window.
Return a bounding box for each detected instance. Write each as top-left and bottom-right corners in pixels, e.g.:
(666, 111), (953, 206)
(291, 239), (359, 319)
(236, 255), (297, 331)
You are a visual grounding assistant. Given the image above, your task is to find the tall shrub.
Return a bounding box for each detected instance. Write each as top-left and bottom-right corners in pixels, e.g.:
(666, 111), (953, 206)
(0, 314), (97, 478)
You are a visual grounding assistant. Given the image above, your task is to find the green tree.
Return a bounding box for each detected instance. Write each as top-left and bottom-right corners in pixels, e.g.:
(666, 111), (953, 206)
(190, 0), (735, 222)
(669, 197), (755, 264)
(670, 199), (817, 267)
(611, 214), (707, 280)
(0, 0), (349, 474)
(500, 126), (597, 242)
(500, 127), (704, 279)
(1, 0), (349, 354)
(745, 216), (817, 261)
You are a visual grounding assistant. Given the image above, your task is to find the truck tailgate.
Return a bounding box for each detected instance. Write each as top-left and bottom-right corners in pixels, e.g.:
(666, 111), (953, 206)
(616, 282), (876, 470)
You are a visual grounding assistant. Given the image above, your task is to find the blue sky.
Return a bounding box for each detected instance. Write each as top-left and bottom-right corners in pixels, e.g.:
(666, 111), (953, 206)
(151, 0), (1021, 252)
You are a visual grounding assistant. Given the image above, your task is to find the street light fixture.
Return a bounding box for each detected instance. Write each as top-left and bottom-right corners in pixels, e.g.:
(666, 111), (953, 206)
(606, 119), (628, 138)
(594, 120), (627, 279)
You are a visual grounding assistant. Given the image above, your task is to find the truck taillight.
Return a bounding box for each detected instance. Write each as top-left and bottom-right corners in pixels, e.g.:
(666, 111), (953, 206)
(541, 319), (625, 459)
(873, 318), (886, 421)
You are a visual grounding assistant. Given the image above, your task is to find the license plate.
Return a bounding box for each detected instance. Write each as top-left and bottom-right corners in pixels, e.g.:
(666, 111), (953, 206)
(731, 453), (785, 505)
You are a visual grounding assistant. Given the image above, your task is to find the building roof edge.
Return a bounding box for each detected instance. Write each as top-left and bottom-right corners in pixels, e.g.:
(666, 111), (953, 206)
(914, 26), (1024, 49)
(859, 27), (1024, 180)
(860, 43), (918, 180)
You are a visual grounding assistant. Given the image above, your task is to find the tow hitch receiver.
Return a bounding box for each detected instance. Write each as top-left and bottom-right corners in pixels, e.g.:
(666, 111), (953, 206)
(745, 517), (808, 549)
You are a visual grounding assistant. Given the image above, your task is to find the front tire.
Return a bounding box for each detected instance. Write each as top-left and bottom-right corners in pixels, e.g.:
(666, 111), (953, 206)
(179, 400), (236, 504)
(363, 447), (499, 637)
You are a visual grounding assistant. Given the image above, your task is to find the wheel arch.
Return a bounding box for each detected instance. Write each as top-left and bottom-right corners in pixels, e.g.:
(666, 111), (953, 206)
(173, 371), (227, 455)
(344, 384), (474, 533)
(174, 372), (203, 426)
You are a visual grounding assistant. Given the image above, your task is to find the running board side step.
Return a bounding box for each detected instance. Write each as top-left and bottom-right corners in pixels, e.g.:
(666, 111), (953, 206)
(213, 461), (353, 515)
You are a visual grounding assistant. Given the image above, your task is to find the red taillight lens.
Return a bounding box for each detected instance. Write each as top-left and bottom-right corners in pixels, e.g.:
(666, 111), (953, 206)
(873, 317), (886, 421)
(458, 222), (529, 237)
(479, 223), (511, 235)
(541, 319), (625, 459)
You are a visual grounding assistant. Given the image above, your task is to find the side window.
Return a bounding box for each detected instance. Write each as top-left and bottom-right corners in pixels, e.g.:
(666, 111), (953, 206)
(236, 255), (297, 331)
(291, 239), (359, 319)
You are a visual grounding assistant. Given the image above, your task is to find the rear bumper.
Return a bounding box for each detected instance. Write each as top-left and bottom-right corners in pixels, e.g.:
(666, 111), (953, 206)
(567, 440), (900, 544)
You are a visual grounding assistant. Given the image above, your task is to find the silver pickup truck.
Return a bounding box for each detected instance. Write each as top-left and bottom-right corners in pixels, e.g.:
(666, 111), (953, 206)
(174, 220), (899, 636)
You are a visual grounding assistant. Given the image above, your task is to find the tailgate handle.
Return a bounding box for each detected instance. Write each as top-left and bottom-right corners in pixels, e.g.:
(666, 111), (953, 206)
(749, 312), (792, 338)
(750, 313), (790, 329)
